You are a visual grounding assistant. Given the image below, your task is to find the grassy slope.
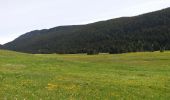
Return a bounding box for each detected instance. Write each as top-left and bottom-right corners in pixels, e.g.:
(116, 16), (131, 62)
(0, 50), (170, 100)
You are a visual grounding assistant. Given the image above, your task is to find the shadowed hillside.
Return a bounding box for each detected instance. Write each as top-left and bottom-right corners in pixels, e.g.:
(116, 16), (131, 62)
(4, 7), (170, 54)
(0, 45), (3, 49)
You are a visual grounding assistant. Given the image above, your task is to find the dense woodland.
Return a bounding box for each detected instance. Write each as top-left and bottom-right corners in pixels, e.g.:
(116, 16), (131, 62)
(0, 45), (3, 49)
(2, 8), (170, 54)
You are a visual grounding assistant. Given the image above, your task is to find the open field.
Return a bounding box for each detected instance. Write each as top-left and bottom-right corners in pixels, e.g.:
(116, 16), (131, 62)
(0, 50), (170, 100)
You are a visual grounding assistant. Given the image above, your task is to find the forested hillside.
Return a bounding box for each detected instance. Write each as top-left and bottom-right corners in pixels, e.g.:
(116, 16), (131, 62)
(3, 8), (170, 54)
(0, 45), (3, 49)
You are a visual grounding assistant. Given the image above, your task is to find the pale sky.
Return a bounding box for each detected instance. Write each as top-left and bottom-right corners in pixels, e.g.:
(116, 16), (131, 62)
(0, 0), (170, 44)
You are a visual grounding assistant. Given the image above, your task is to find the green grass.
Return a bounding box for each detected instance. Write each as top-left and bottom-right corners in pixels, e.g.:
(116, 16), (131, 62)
(0, 50), (170, 100)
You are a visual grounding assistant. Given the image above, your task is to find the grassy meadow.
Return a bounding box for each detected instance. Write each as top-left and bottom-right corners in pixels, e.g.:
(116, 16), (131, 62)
(0, 50), (170, 100)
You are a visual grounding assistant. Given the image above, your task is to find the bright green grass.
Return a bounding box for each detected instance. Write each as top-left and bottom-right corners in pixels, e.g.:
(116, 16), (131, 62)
(0, 50), (170, 100)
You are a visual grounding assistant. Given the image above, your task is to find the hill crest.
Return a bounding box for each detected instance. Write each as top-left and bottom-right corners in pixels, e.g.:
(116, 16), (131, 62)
(3, 7), (170, 54)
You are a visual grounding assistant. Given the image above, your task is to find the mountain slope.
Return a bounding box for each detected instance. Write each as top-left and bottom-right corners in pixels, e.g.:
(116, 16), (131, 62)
(4, 7), (170, 54)
(0, 45), (4, 49)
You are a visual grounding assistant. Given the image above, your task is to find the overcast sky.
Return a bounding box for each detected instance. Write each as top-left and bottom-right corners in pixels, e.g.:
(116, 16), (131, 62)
(0, 0), (170, 44)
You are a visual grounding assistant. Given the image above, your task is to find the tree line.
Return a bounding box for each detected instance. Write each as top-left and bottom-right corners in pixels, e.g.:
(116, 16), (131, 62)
(3, 8), (170, 54)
